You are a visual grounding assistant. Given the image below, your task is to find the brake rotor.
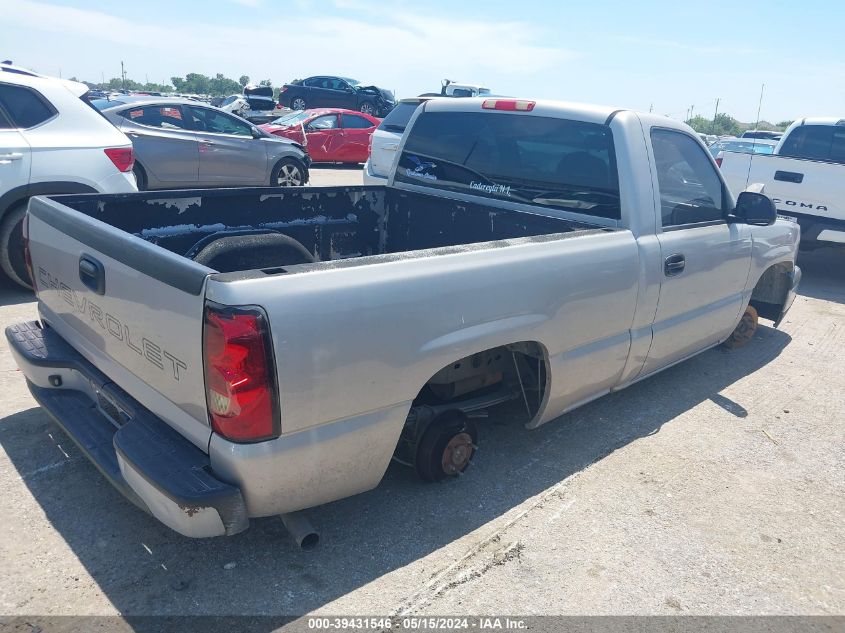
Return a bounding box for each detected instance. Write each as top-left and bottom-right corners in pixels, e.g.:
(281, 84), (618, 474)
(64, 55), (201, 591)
(724, 305), (758, 349)
(441, 432), (474, 475)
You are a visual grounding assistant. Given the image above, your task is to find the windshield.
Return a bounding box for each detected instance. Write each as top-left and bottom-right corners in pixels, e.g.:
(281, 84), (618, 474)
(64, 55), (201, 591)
(221, 95), (239, 106)
(270, 111), (311, 126)
(397, 111), (621, 220)
(341, 77), (361, 86)
(378, 101), (422, 133)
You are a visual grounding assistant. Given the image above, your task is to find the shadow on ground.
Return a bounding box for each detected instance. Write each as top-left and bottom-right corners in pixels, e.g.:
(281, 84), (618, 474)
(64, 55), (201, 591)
(796, 247), (845, 303)
(0, 318), (791, 617)
(0, 275), (34, 307)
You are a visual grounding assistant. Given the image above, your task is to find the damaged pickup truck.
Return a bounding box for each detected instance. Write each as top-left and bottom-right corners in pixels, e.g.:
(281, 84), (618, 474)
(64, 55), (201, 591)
(8, 97), (800, 539)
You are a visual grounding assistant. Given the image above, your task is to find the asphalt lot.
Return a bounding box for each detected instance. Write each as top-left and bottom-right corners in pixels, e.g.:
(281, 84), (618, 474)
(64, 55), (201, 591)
(0, 166), (842, 618)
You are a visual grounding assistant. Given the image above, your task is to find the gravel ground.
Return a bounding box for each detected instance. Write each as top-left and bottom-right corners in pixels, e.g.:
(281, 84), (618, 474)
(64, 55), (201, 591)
(0, 172), (842, 618)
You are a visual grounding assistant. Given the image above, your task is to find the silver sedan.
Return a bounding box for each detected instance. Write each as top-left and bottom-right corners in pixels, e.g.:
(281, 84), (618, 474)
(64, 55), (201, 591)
(96, 98), (310, 189)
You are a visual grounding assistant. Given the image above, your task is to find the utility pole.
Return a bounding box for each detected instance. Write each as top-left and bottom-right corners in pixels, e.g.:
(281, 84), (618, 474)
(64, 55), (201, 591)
(649, 103), (653, 113)
(120, 61), (127, 91)
(690, 105), (695, 120)
(712, 98), (720, 134)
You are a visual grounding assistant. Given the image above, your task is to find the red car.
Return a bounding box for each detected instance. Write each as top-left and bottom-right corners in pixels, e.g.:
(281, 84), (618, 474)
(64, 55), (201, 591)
(259, 108), (381, 163)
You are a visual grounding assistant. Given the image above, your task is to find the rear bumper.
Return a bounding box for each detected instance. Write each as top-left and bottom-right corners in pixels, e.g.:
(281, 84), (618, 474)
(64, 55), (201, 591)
(787, 212), (845, 248)
(362, 159), (388, 185)
(6, 321), (248, 538)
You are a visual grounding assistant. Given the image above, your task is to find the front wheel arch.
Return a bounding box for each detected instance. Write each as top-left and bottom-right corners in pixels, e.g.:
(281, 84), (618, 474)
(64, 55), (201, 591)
(748, 261), (796, 322)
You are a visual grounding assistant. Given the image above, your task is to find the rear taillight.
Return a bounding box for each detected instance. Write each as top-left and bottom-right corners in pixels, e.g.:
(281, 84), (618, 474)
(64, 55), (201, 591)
(367, 134), (373, 157)
(104, 147), (134, 173)
(22, 211), (35, 290)
(481, 99), (535, 112)
(716, 157), (723, 167)
(203, 303), (279, 442)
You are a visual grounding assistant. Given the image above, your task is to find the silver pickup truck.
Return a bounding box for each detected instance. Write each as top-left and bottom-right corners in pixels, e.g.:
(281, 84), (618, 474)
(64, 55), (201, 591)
(8, 97), (801, 539)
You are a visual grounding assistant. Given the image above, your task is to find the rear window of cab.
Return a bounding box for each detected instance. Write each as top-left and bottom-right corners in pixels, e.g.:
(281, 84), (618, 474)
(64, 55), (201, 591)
(395, 111), (621, 219)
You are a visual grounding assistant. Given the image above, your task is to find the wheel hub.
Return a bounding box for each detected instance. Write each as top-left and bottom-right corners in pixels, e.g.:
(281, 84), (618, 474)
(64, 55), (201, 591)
(441, 432), (474, 475)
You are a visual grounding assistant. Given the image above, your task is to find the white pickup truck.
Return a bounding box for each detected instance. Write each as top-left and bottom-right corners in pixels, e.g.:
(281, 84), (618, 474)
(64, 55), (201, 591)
(8, 97), (800, 540)
(720, 117), (845, 249)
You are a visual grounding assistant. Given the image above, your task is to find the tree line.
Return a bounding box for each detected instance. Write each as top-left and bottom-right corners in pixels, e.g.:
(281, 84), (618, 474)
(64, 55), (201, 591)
(74, 72), (273, 96)
(685, 113), (794, 136)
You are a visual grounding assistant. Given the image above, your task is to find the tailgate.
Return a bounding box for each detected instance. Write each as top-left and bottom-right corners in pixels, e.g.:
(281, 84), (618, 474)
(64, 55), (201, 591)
(752, 155), (844, 223)
(724, 154), (844, 223)
(27, 195), (214, 450)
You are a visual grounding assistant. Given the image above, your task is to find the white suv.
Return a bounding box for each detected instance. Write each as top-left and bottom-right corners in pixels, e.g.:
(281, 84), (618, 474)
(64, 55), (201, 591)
(0, 63), (137, 288)
(363, 97), (432, 185)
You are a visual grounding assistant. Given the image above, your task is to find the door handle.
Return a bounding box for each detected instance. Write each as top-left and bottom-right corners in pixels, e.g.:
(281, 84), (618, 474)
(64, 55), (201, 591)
(200, 139), (215, 146)
(383, 143), (399, 151)
(0, 152), (24, 163)
(664, 253), (685, 277)
(774, 170), (803, 183)
(79, 254), (106, 295)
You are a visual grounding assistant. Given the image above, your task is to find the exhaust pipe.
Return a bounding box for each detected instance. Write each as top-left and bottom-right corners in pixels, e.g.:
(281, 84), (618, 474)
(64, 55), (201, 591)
(280, 511), (319, 550)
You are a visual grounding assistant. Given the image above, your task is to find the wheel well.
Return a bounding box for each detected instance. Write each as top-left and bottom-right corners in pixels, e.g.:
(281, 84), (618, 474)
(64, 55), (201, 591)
(413, 341), (549, 425)
(273, 156), (307, 178)
(392, 341), (550, 475)
(0, 182), (97, 221)
(132, 162), (147, 189)
(750, 261), (794, 321)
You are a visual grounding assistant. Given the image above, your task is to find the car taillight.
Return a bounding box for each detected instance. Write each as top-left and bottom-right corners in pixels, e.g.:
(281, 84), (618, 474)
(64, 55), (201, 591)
(104, 147), (134, 173)
(368, 134), (373, 157)
(481, 99), (535, 112)
(279, 86), (288, 94)
(22, 211), (35, 290)
(203, 303), (279, 443)
(716, 157), (723, 167)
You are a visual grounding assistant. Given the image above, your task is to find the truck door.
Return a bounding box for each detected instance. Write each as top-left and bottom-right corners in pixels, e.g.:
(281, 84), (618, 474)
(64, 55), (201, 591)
(642, 127), (752, 375)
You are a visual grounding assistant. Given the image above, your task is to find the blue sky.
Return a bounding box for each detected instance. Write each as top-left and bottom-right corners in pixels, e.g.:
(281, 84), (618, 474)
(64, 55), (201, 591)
(2, 0), (842, 122)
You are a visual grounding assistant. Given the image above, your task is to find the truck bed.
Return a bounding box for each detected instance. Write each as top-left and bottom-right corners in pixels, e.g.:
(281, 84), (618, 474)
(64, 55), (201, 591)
(42, 185), (604, 278)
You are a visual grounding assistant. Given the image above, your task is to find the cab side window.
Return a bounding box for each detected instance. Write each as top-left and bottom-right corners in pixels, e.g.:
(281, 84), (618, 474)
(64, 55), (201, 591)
(779, 125), (833, 161)
(651, 128), (725, 228)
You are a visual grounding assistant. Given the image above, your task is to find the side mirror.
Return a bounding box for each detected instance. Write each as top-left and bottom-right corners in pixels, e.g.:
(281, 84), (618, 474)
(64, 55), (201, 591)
(251, 127), (263, 139)
(730, 191), (776, 226)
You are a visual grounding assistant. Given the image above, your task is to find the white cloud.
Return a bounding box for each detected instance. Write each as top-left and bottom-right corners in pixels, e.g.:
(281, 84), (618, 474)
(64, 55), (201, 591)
(4, 0), (580, 95)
